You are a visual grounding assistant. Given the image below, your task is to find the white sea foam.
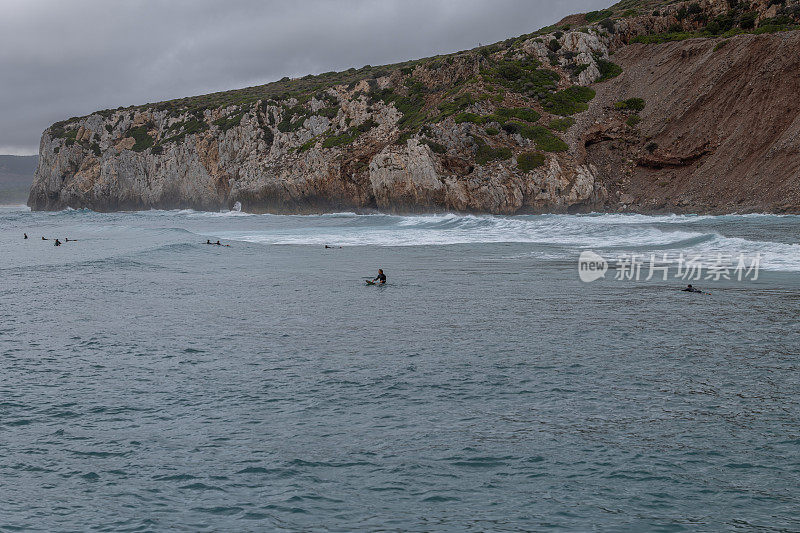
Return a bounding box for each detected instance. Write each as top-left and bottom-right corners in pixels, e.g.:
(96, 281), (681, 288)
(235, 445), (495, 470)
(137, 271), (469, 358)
(9, 208), (800, 271)
(208, 212), (800, 271)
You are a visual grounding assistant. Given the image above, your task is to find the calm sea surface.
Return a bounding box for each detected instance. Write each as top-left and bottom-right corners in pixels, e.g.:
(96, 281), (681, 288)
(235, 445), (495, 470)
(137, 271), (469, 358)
(1, 205), (799, 531)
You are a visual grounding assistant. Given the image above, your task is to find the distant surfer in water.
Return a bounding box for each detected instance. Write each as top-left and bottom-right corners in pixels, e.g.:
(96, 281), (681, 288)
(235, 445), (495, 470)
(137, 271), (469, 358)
(373, 269), (387, 285)
(206, 240), (212, 245)
(41, 236), (48, 240)
(682, 284), (702, 293)
(54, 239), (62, 247)
(24, 233), (28, 239)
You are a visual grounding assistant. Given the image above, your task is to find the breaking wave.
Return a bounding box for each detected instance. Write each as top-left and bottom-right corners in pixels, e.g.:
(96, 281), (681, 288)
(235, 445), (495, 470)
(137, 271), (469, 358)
(4, 206), (800, 271)
(186, 212), (796, 270)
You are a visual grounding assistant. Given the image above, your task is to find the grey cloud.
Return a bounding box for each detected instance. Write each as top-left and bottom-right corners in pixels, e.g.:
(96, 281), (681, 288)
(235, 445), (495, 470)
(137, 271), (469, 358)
(0, 0), (611, 154)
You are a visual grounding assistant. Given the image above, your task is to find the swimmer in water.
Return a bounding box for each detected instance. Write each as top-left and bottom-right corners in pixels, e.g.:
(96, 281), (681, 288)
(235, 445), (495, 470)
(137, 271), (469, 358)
(372, 269), (387, 285)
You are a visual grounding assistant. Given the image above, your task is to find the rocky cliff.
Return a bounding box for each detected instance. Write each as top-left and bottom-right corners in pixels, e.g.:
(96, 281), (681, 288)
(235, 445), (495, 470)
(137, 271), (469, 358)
(29, 0), (800, 214)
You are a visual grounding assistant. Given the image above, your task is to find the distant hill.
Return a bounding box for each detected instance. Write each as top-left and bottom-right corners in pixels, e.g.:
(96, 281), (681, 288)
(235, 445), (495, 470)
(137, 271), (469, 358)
(0, 155), (38, 204)
(28, 0), (800, 213)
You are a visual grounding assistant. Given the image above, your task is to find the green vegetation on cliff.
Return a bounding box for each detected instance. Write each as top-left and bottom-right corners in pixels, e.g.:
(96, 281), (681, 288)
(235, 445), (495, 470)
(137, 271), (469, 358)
(472, 135), (513, 165)
(516, 151), (546, 171)
(615, 97), (646, 112)
(543, 86), (596, 116)
(548, 117), (575, 132)
(128, 126), (154, 152)
(596, 59), (622, 82)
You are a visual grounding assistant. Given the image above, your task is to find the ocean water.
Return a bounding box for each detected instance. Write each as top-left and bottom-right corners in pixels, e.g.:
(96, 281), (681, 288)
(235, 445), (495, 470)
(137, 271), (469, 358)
(1, 204), (799, 532)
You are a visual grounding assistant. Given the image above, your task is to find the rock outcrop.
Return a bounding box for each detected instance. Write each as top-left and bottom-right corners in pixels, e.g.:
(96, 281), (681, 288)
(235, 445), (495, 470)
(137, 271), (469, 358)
(28, 0), (800, 214)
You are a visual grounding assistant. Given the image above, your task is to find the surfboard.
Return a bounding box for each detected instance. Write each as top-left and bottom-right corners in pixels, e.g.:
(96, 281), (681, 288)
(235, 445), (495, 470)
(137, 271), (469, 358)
(365, 280), (376, 285)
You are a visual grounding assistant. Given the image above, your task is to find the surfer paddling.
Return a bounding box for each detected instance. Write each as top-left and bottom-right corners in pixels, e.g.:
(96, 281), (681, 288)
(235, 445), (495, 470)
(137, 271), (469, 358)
(682, 284), (708, 294)
(366, 269), (386, 285)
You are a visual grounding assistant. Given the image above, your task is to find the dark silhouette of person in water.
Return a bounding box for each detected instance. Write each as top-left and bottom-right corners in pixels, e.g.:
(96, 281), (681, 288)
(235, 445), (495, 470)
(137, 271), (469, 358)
(41, 236), (48, 240)
(215, 240), (221, 245)
(54, 239), (62, 246)
(373, 269), (387, 284)
(24, 233), (28, 239)
(206, 240), (212, 244)
(682, 284), (702, 293)
(65, 238), (76, 242)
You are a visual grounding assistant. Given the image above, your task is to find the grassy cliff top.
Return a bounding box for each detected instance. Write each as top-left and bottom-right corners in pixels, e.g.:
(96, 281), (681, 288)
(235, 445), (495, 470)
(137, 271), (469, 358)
(52, 10), (601, 126)
(53, 0), (800, 129)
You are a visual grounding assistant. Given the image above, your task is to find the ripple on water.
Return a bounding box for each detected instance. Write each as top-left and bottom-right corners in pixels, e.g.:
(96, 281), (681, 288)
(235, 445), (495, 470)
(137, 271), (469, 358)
(191, 506), (245, 516)
(447, 455), (516, 468)
(152, 474), (198, 482)
(179, 483), (226, 492)
(2, 208), (799, 531)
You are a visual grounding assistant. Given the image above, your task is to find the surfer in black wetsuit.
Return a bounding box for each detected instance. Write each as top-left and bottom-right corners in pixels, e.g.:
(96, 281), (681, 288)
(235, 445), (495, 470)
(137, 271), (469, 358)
(24, 233), (28, 239)
(373, 269), (387, 285)
(41, 236), (48, 240)
(682, 284), (702, 293)
(54, 239), (62, 247)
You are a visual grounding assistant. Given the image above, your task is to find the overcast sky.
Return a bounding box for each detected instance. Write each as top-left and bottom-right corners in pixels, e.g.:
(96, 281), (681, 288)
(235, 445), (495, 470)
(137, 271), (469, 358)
(0, 0), (611, 155)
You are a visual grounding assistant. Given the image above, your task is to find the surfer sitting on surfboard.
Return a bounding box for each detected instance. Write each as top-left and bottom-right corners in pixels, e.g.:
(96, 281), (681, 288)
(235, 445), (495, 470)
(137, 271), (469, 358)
(366, 269), (386, 285)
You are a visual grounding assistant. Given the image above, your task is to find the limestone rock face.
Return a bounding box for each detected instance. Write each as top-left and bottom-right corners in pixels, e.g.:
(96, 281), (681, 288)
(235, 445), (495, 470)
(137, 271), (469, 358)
(368, 140), (446, 211)
(29, 76), (604, 215)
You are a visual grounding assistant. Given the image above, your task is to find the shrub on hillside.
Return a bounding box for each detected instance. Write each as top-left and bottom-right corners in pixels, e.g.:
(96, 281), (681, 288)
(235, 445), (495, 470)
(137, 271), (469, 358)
(548, 117), (575, 132)
(596, 59), (622, 81)
(322, 132), (357, 148)
(494, 107), (541, 123)
(472, 136), (512, 165)
(454, 113), (486, 125)
(543, 86), (596, 116)
(517, 151), (546, 171)
(585, 9), (612, 23)
(740, 11), (757, 29)
(599, 18), (616, 33)
(518, 124), (568, 152)
(128, 126), (154, 152)
(615, 98), (645, 112)
(438, 93), (476, 116)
